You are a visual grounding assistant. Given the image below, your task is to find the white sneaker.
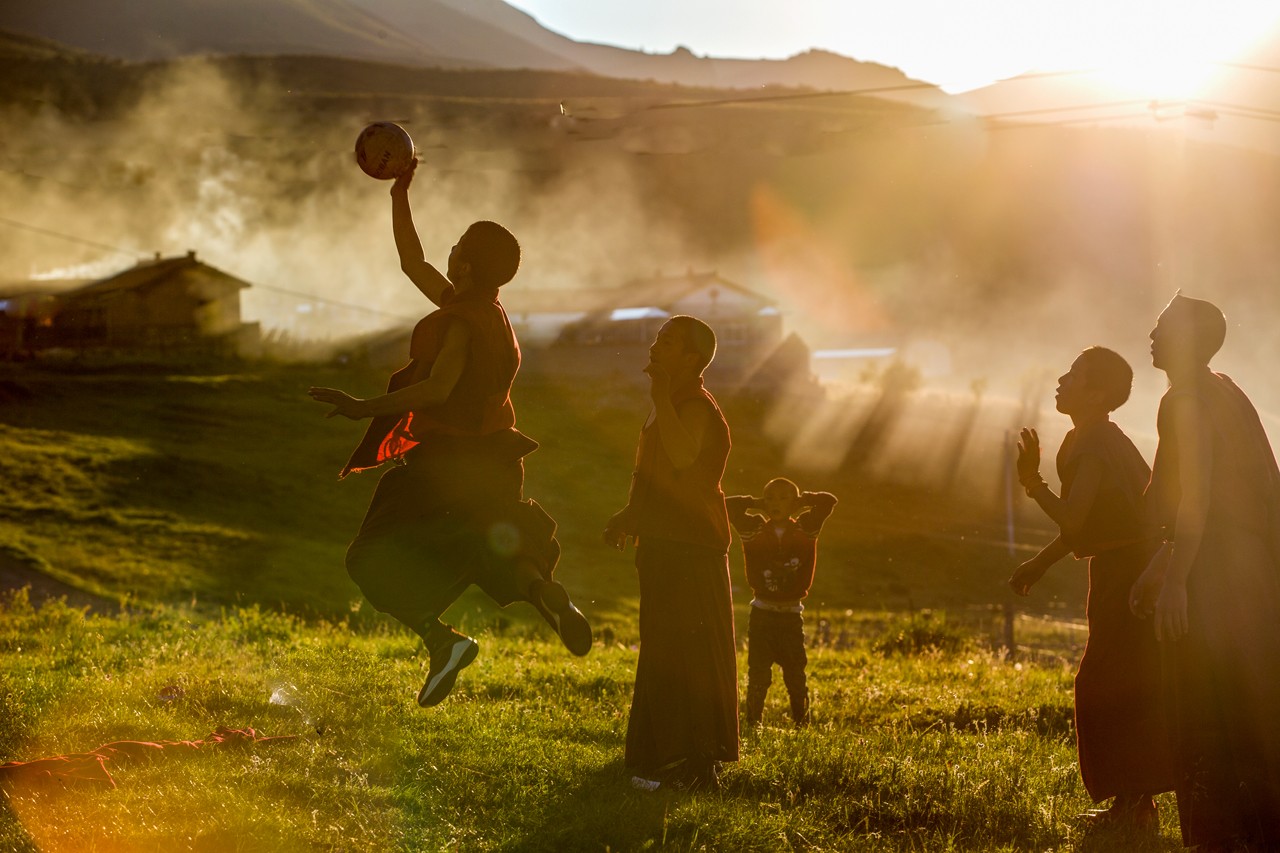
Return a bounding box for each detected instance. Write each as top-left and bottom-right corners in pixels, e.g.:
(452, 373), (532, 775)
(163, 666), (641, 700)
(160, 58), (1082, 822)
(417, 636), (479, 707)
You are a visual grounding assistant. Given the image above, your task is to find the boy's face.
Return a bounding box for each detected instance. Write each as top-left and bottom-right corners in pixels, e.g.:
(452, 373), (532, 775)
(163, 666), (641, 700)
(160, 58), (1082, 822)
(1149, 307), (1192, 372)
(761, 486), (800, 522)
(648, 322), (696, 376)
(1055, 355), (1105, 417)
(447, 230), (473, 287)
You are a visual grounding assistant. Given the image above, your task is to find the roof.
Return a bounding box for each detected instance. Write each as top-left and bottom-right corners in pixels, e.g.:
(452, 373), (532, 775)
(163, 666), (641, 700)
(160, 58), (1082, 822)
(0, 279), (92, 300)
(67, 252), (252, 301)
(501, 270), (774, 315)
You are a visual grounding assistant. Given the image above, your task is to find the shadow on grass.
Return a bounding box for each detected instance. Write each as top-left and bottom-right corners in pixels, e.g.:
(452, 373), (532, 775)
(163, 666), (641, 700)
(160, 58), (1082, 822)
(492, 758), (701, 853)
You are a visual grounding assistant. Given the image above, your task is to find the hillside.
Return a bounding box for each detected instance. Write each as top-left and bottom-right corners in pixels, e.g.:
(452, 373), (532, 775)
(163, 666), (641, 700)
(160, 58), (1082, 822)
(0, 0), (941, 99)
(0, 361), (1069, 628)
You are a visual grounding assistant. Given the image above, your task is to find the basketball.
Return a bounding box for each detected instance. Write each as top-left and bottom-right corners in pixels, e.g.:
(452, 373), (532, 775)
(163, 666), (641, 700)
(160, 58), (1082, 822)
(354, 122), (414, 180)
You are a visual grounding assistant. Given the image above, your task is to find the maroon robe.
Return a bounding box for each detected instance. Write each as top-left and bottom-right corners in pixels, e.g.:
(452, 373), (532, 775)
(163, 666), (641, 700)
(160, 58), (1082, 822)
(1057, 421), (1174, 802)
(1146, 371), (1280, 848)
(342, 285), (557, 630)
(623, 378), (738, 778)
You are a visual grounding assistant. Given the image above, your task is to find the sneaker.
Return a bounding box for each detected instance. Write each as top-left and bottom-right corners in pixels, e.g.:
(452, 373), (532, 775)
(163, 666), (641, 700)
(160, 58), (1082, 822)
(534, 580), (593, 656)
(417, 635), (479, 707)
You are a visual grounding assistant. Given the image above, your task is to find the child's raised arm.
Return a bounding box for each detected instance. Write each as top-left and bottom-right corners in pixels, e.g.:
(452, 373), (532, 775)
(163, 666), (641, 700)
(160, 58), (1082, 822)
(725, 494), (764, 536)
(797, 491), (837, 536)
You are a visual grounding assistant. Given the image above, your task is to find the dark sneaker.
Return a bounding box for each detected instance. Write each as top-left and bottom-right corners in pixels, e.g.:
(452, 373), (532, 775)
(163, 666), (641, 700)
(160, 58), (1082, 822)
(534, 580), (592, 656)
(417, 635), (479, 707)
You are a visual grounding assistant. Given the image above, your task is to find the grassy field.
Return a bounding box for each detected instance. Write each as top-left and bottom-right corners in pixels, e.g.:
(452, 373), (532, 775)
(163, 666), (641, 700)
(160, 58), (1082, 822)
(0, 360), (1173, 851)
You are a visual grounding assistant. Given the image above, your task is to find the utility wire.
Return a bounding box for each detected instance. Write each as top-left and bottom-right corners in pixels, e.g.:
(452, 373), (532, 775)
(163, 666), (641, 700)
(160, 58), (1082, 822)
(0, 215), (138, 257)
(0, 215), (418, 322)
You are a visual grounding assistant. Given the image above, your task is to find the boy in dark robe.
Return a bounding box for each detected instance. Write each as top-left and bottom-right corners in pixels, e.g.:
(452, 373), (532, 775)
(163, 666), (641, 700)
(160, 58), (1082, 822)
(726, 479), (837, 728)
(1129, 293), (1280, 850)
(604, 315), (739, 791)
(309, 159), (591, 709)
(1010, 346), (1174, 829)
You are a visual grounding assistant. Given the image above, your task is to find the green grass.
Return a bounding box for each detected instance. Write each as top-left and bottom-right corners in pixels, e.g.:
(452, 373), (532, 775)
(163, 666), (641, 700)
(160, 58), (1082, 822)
(0, 361), (1156, 850)
(0, 362), (1087, 627)
(0, 593), (1181, 852)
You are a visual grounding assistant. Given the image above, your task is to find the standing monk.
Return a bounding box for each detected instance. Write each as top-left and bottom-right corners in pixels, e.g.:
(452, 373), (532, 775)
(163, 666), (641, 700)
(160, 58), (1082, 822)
(1009, 346), (1173, 829)
(1130, 293), (1280, 849)
(604, 315), (739, 791)
(309, 159), (591, 709)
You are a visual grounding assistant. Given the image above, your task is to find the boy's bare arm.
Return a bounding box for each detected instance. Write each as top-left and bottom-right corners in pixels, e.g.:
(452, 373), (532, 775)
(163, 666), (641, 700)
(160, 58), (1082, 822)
(1008, 535), (1071, 596)
(309, 321), (469, 419)
(649, 380), (709, 470)
(1024, 454), (1103, 539)
(1152, 395), (1213, 641)
(390, 160), (452, 307)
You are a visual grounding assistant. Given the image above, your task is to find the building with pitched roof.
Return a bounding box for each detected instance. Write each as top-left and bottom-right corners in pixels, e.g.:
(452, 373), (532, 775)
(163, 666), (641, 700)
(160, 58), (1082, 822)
(1, 251), (259, 357)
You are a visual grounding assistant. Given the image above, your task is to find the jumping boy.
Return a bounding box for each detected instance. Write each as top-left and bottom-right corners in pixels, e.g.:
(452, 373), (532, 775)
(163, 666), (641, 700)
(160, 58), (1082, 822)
(1009, 346), (1173, 829)
(309, 158), (591, 709)
(726, 479), (837, 727)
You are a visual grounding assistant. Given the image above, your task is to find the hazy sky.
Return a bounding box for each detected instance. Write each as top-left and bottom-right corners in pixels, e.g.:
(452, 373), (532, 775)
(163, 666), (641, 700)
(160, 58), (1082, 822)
(505, 1), (1280, 93)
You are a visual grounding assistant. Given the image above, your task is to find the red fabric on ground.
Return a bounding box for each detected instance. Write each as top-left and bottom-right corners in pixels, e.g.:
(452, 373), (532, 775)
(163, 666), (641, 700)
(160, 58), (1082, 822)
(0, 727), (299, 789)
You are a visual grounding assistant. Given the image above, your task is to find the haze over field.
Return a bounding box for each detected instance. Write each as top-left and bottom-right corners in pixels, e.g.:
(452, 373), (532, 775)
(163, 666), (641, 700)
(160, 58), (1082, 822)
(1, 4), (1279, 442)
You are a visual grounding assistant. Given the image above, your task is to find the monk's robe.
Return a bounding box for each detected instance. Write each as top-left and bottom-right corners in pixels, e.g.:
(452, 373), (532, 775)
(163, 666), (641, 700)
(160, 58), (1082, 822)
(1056, 421), (1175, 802)
(623, 377), (739, 780)
(1146, 371), (1280, 849)
(342, 285), (558, 630)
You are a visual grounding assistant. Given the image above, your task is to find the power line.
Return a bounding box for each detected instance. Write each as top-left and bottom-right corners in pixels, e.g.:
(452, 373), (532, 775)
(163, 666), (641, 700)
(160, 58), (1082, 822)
(0, 215), (138, 257)
(0, 216), (418, 322)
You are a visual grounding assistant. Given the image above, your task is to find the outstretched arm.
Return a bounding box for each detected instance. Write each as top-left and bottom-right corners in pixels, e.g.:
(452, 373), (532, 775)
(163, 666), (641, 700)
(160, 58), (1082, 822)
(309, 320), (470, 419)
(1008, 535), (1071, 596)
(391, 160), (453, 307)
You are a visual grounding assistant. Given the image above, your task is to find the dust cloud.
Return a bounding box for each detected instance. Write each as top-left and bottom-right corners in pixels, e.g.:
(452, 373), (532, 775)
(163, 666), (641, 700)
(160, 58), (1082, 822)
(4, 55), (1280, 505)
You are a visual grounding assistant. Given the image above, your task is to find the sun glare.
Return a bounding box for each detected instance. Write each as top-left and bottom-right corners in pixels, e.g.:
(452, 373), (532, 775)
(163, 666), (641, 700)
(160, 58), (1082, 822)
(1065, 4), (1280, 100)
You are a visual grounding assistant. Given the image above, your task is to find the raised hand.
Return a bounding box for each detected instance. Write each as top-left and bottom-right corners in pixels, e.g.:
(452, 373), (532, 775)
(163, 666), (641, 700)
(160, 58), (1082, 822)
(390, 157), (419, 195)
(1016, 427), (1042, 488)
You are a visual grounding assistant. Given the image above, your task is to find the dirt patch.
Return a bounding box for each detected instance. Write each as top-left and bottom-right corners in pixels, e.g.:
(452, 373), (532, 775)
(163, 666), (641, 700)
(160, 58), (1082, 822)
(0, 552), (118, 614)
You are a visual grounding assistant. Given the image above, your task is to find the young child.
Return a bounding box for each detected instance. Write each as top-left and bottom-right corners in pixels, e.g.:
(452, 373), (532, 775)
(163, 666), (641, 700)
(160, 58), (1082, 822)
(726, 479), (837, 727)
(1009, 346), (1173, 830)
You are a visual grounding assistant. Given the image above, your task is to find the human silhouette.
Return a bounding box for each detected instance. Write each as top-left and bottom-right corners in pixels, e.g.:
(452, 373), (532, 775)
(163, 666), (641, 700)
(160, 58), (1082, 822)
(1129, 293), (1280, 849)
(726, 479), (836, 728)
(309, 158), (590, 708)
(604, 315), (738, 791)
(1010, 346), (1173, 830)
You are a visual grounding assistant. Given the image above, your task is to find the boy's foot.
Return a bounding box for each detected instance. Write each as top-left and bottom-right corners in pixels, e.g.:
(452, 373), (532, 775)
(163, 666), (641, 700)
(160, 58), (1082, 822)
(1078, 796), (1158, 832)
(630, 776), (662, 792)
(533, 580), (592, 656)
(417, 634), (479, 707)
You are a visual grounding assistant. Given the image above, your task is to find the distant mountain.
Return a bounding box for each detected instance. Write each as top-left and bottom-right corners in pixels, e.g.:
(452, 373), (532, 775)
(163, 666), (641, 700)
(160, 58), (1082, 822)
(0, 0), (946, 103)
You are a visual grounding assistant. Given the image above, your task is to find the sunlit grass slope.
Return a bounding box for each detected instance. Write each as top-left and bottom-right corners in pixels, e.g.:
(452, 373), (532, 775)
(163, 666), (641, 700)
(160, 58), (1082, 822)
(0, 593), (1181, 852)
(0, 361), (1088, 634)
